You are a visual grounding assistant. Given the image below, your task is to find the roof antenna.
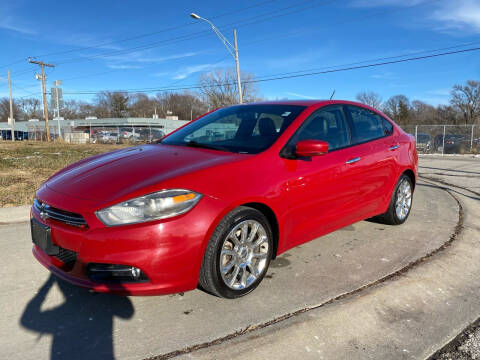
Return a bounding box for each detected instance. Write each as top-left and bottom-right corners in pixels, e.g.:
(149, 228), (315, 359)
(329, 89), (335, 100)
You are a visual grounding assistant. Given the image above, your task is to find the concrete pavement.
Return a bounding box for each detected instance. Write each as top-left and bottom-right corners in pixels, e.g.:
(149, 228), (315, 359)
(0, 175), (459, 359)
(180, 183), (479, 360)
(0, 204), (30, 224)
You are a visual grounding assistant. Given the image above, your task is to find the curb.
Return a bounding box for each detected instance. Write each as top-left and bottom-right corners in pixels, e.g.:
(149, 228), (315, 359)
(0, 205), (31, 224)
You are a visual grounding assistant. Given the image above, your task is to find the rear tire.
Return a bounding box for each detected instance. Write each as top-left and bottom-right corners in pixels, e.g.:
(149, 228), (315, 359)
(375, 174), (413, 225)
(199, 206), (273, 299)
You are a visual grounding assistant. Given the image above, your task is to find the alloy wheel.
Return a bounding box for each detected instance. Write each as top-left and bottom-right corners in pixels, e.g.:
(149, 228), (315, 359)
(219, 220), (269, 290)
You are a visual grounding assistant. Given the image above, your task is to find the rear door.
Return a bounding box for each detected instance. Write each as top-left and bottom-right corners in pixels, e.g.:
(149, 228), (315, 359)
(343, 105), (397, 215)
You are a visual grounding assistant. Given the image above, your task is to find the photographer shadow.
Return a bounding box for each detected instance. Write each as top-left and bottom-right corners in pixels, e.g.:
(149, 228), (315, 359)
(20, 275), (134, 360)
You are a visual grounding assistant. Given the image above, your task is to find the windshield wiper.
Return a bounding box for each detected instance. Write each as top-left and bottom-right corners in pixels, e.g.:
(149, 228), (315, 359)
(184, 141), (231, 152)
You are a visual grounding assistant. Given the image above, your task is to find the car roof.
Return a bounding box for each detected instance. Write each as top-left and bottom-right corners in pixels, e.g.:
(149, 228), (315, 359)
(240, 99), (379, 108)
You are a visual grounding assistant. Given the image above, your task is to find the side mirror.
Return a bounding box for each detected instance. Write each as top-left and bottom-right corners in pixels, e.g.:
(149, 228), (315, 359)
(295, 139), (329, 157)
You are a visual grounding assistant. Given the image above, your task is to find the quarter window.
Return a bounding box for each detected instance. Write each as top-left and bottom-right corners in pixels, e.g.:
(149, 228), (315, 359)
(347, 106), (386, 144)
(381, 118), (394, 136)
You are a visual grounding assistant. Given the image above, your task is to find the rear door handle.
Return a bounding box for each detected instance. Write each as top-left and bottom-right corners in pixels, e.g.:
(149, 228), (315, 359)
(346, 157), (361, 164)
(389, 144), (399, 151)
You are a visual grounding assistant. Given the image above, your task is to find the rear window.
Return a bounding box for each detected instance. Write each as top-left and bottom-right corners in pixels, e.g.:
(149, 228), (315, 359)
(347, 106), (386, 144)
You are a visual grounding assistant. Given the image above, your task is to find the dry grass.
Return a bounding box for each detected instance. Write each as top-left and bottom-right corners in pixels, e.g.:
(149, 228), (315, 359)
(0, 141), (130, 207)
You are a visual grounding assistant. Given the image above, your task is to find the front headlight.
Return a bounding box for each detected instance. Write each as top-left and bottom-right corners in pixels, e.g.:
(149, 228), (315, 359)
(96, 189), (202, 226)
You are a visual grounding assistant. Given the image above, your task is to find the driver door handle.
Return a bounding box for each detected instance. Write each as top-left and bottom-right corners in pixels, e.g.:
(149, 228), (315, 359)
(389, 144), (399, 151)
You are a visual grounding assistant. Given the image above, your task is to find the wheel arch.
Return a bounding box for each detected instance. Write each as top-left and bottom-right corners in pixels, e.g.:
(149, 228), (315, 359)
(241, 202), (279, 260)
(402, 168), (416, 191)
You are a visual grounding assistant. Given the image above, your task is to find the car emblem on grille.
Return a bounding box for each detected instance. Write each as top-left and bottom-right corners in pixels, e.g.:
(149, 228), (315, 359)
(39, 203), (49, 221)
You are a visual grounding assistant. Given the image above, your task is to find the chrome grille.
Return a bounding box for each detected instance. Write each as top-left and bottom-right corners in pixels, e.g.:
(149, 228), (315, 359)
(34, 198), (88, 228)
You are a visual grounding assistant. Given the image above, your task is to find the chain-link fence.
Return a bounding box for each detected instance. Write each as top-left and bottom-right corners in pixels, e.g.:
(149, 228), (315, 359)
(6, 118), (190, 144)
(402, 125), (479, 155)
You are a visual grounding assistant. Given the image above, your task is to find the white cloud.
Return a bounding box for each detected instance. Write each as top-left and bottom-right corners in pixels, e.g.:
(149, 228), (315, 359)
(106, 64), (142, 69)
(433, 0), (480, 32)
(172, 64), (218, 80)
(284, 91), (318, 99)
(105, 51), (198, 64)
(264, 50), (326, 70)
(350, 0), (480, 33)
(427, 88), (450, 96)
(0, 16), (35, 35)
(350, 0), (425, 7)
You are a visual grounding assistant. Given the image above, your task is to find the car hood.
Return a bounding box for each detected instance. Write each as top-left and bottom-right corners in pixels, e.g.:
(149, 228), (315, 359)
(45, 144), (241, 203)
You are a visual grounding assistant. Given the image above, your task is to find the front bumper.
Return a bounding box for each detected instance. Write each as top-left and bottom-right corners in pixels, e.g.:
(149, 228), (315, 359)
(31, 187), (225, 296)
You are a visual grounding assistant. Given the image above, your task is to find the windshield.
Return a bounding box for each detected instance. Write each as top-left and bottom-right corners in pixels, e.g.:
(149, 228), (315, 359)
(161, 104), (306, 154)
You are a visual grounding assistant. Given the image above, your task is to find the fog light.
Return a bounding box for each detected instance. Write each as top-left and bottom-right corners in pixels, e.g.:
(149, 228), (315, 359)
(86, 263), (148, 283)
(131, 267), (141, 279)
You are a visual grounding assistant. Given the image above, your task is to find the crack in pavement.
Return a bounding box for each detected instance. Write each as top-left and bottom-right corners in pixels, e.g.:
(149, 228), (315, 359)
(144, 180), (464, 360)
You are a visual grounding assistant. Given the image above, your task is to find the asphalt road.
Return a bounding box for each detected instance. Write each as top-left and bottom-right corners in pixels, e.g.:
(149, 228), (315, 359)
(0, 166), (460, 360)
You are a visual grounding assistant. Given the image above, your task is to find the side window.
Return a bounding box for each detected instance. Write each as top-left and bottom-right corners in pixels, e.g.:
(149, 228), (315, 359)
(347, 106), (385, 144)
(381, 117), (394, 136)
(289, 105), (350, 151)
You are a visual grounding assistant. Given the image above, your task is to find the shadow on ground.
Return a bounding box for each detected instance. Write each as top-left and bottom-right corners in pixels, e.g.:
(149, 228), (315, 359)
(20, 275), (134, 360)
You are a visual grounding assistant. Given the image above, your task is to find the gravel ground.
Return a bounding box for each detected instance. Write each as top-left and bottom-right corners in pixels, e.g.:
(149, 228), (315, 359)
(432, 319), (480, 359)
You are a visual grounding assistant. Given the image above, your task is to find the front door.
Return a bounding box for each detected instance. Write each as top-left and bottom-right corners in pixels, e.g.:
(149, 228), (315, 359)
(281, 105), (359, 248)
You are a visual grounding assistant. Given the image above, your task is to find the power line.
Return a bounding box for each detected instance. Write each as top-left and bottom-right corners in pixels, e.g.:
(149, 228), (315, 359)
(251, 40), (480, 80)
(0, 0), (279, 69)
(60, 46), (480, 95)
(24, 0), (336, 68)
(16, 0), (440, 84)
(4, 0), (326, 72)
(6, 0), (280, 64)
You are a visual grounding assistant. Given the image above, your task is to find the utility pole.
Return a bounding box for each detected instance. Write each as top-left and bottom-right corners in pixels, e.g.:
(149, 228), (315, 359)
(28, 58), (55, 141)
(8, 70), (14, 142)
(233, 29), (242, 104)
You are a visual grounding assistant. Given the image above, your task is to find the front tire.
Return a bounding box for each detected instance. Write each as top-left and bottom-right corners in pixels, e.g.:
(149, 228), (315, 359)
(376, 174), (414, 225)
(199, 206), (273, 299)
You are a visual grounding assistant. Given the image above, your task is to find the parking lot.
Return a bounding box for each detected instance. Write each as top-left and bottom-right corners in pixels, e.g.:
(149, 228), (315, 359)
(1, 155), (479, 360)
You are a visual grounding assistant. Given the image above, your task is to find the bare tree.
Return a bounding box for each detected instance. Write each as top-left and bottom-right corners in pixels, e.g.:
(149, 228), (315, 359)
(198, 68), (261, 108)
(450, 80), (480, 125)
(93, 91), (130, 118)
(435, 105), (460, 125)
(383, 95), (412, 125)
(129, 93), (155, 118)
(0, 98), (22, 122)
(17, 98), (42, 120)
(411, 100), (436, 125)
(355, 91), (383, 109)
(60, 100), (96, 119)
(155, 91), (207, 120)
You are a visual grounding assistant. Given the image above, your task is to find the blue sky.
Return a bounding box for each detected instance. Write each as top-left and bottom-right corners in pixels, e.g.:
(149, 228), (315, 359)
(0, 0), (479, 106)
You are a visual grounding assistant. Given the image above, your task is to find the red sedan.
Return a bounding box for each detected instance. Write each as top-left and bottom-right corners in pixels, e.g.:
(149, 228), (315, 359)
(31, 100), (417, 298)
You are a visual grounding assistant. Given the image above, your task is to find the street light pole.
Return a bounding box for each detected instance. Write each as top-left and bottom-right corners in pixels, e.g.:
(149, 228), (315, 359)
(8, 70), (14, 142)
(190, 13), (243, 104)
